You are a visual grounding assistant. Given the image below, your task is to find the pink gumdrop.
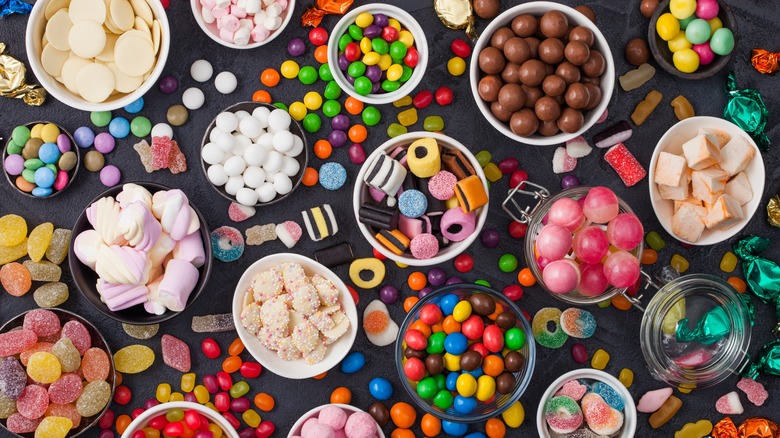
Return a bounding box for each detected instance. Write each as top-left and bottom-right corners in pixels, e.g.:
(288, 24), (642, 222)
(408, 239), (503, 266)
(603, 251), (640, 288)
(53, 170), (69, 191)
(578, 262), (609, 296)
(542, 259), (581, 294)
(536, 224), (573, 261)
(548, 198), (585, 231)
(583, 187), (619, 224)
(572, 226), (609, 264)
(692, 43), (716, 65)
(606, 213), (644, 251)
(695, 0), (719, 20)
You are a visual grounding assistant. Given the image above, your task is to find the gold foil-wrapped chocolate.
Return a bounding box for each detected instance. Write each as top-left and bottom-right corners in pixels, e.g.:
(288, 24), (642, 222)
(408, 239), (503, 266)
(768, 195), (780, 228)
(738, 417), (779, 438)
(0, 43), (46, 106)
(435, 0), (476, 40)
(713, 417), (739, 438)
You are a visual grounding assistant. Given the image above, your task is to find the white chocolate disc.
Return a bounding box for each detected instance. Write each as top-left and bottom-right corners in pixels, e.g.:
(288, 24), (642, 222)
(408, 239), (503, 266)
(107, 61), (143, 93)
(45, 0), (71, 20)
(61, 56), (91, 93)
(129, 0), (153, 27)
(68, 20), (107, 58)
(96, 32), (118, 62)
(152, 20), (161, 55)
(41, 43), (70, 77)
(114, 31), (154, 77)
(134, 16), (151, 38)
(69, 0), (106, 24)
(110, 0), (135, 31)
(45, 10), (73, 51)
(76, 62), (115, 103)
(103, 17), (121, 34)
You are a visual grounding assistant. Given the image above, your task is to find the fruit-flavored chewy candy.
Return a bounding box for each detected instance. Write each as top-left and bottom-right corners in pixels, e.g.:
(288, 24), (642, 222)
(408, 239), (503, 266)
(1, 262), (32, 296)
(582, 392), (624, 435)
(161, 334), (191, 372)
(532, 308), (568, 349)
(113, 345), (155, 374)
(0, 214), (27, 246)
(559, 308), (597, 338)
(544, 395), (583, 434)
(211, 226), (245, 262)
(604, 142), (647, 187)
(649, 395), (682, 428)
(591, 348), (610, 370)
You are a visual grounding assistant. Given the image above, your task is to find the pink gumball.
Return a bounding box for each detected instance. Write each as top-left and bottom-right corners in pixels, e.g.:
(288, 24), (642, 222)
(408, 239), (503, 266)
(537, 256), (552, 270)
(548, 198), (585, 231)
(603, 251), (640, 288)
(572, 226), (609, 264)
(695, 0), (719, 20)
(692, 43), (716, 65)
(578, 262), (609, 297)
(582, 187), (619, 224)
(606, 213), (644, 251)
(536, 224), (573, 261)
(542, 259), (581, 294)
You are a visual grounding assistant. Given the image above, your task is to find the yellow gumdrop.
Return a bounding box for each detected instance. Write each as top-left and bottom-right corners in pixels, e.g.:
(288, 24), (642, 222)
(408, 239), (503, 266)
(156, 383), (171, 403)
(113, 345), (155, 374)
(501, 401), (525, 428)
(0, 214), (28, 246)
(169, 392), (184, 402)
(393, 96), (412, 107)
(208, 423), (224, 438)
(40, 123), (61, 143)
(194, 385), (210, 404)
(668, 30), (692, 52)
(28, 222), (54, 262)
(181, 373), (196, 393)
(397, 108), (418, 127)
(35, 416), (73, 438)
(656, 13), (681, 41)
(674, 419), (713, 438)
(27, 352), (62, 383)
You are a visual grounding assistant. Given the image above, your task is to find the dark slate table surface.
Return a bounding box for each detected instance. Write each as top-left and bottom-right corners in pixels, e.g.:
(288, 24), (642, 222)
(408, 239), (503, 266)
(1, 0), (779, 436)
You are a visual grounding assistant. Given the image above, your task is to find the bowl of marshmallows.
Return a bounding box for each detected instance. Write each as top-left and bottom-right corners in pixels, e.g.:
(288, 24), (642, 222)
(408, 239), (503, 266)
(190, 0), (294, 49)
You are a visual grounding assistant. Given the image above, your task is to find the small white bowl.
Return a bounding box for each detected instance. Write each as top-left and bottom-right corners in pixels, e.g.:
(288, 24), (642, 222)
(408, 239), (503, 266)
(121, 401), (240, 438)
(469, 1), (615, 146)
(190, 0), (295, 49)
(648, 116), (765, 246)
(327, 4), (428, 105)
(536, 369), (637, 438)
(287, 404), (385, 438)
(353, 132), (489, 267)
(232, 253), (358, 379)
(25, 0), (170, 112)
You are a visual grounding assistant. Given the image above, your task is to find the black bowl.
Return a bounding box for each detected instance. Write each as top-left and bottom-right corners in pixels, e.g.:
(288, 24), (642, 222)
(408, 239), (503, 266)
(0, 309), (115, 438)
(648, 0), (736, 79)
(68, 181), (213, 324)
(199, 102), (308, 207)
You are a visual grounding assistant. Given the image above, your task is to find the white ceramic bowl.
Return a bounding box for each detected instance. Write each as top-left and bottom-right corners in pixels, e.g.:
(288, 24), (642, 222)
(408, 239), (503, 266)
(287, 404), (385, 438)
(469, 1), (615, 146)
(25, 0), (170, 111)
(648, 116), (765, 246)
(190, 0), (295, 49)
(232, 253), (358, 379)
(353, 132), (489, 266)
(536, 369), (637, 438)
(121, 401), (239, 438)
(327, 4), (428, 105)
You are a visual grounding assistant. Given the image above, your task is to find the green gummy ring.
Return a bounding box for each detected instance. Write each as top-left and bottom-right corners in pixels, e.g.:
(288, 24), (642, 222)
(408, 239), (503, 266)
(532, 307), (569, 349)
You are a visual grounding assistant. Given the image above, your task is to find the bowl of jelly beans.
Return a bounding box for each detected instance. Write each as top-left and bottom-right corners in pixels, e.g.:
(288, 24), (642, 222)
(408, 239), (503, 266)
(395, 283), (536, 423)
(327, 4), (428, 105)
(0, 308), (115, 437)
(522, 185), (645, 306)
(121, 401), (240, 438)
(535, 368), (637, 437)
(3, 122), (80, 199)
(649, 0), (736, 79)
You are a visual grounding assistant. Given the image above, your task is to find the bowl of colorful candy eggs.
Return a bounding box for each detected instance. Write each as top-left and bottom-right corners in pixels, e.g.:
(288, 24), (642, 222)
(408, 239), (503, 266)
(395, 283), (536, 423)
(68, 182), (213, 325)
(3, 121), (79, 199)
(190, 0), (294, 49)
(327, 4), (428, 105)
(287, 403), (385, 437)
(0, 308), (116, 437)
(200, 102), (308, 207)
(353, 132), (489, 266)
(518, 185), (644, 306)
(649, 0), (736, 79)
(536, 369), (637, 437)
(25, 0), (170, 111)
(121, 401), (240, 438)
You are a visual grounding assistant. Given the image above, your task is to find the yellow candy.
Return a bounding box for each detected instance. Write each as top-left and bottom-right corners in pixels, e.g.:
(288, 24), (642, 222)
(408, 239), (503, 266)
(670, 254), (690, 273)
(443, 353), (461, 371)
(591, 349), (610, 370)
(378, 54), (393, 71)
(27, 352), (62, 383)
(501, 401), (525, 428)
(668, 30), (692, 52)
(393, 96), (412, 107)
(483, 162), (502, 183)
(677, 383), (695, 393)
(208, 423), (224, 438)
(398, 30), (414, 48)
(388, 18), (401, 32)
(156, 383), (171, 403)
(445, 197), (459, 210)
(0, 238), (28, 265)
(395, 261), (408, 268)
(143, 427), (161, 438)
(363, 52), (381, 66)
(0, 214), (28, 246)
(708, 17), (722, 32)
(35, 416), (73, 438)
(40, 123), (60, 143)
(656, 13), (681, 41)
(360, 37), (372, 55)
(456, 373), (477, 397)
(169, 392), (184, 402)
(397, 108), (418, 127)
(30, 123), (45, 139)
(720, 252), (737, 273)
(181, 373), (196, 393)
(675, 419), (713, 438)
(452, 301), (472, 322)
(476, 375), (496, 401)
(113, 345), (155, 374)
(663, 299), (686, 335)
(355, 12), (374, 28)
(447, 57), (466, 76)
(303, 92), (322, 111)
(673, 48), (700, 73)
(386, 64), (404, 82)
(280, 60), (299, 79)
(27, 222), (54, 263)
(670, 0), (696, 19)
(243, 409), (262, 428)
(288, 102), (308, 121)
(619, 368), (634, 388)
(194, 385), (210, 404)
(204, 402), (217, 412)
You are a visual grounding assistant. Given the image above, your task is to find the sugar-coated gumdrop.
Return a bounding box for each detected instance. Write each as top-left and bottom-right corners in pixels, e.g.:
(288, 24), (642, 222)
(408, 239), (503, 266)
(547, 198), (584, 231)
(6, 412), (42, 433)
(122, 323), (159, 340)
(23, 309), (61, 337)
(76, 380), (111, 417)
(532, 307), (569, 349)
(51, 338), (82, 373)
(544, 395), (583, 434)
(0, 357), (27, 400)
(17, 384), (50, 419)
(603, 251), (640, 288)
(35, 416), (73, 438)
(161, 334), (191, 372)
(60, 320), (91, 355)
(591, 382), (625, 410)
(578, 262), (609, 297)
(20, 342), (54, 366)
(48, 373), (83, 405)
(114, 345), (155, 374)
(554, 380), (588, 401)
(45, 403), (81, 429)
(572, 226), (610, 264)
(33, 282), (69, 308)
(715, 391), (744, 415)
(27, 222), (54, 262)
(23, 260), (62, 282)
(0, 392), (17, 419)
(536, 224), (573, 261)
(582, 187), (619, 224)
(560, 308), (597, 338)
(45, 229), (71, 265)
(0, 262), (32, 296)
(606, 213), (643, 251)
(27, 351), (62, 384)
(0, 214), (27, 246)
(0, 238), (28, 265)
(81, 348), (111, 382)
(543, 260), (581, 294)
(0, 329), (38, 356)
(581, 392), (623, 435)
(737, 377), (768, 406)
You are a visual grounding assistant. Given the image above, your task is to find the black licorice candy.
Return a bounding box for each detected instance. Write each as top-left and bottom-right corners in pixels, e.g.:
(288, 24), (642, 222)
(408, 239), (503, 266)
(314, 242), (355, 268)
(358, 202), (398, 230)
(593, 120), (633, 149)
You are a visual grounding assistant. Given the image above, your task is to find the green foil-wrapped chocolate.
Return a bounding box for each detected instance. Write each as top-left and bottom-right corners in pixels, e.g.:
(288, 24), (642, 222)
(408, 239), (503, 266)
(745, 339), (780, 379)
(734, 236), (780, 335)
(724, 74), (770, 150)
(676, 306), (730, 345)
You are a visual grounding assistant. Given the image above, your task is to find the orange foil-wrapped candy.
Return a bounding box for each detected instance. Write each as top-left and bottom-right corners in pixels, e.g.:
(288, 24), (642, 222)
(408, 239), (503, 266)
(752, 49), (779, 75)
(713, 418), (739, 438)
(301, 0), (354, 27)
(738, 417), (779, 438)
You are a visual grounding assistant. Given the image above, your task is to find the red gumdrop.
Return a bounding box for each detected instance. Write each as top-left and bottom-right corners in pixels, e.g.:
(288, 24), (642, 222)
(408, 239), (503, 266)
(223, 412), (240, 430)
(201, 338), (221, 359)
(131, 430), (146, 438)
(131, 408), (145, 419)
(184, 409), (202, 429)
(571, 343), (588, 364)
(149, 414), (169, 430)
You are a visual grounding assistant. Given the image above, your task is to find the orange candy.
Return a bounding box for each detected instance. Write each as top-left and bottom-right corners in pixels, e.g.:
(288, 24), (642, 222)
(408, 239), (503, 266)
(420, 413), (441, 437)
(301, 167), (319, 186)
(431, 322), (444, 333)
(252, 90), (271, 103)
(15, 176), (35, 192)
(485, 418), (507, 438)
(641, 248), (658, 265)
(254, 393), (275, 411)
(442, 316), (461, 334)
(517, 268), (536, 287)
(330, 386), (352, 404)
(348, 124), (368, 143)
(222, 355), (242, 373)
(260, 68), (280, 87)
(611, 293), (632, 311)
(0, 262), (32, 296)
(391, 429), (415, 438)
(344, 96), (364, 115)
(390, 402), (416, 429)
(409, 320), (431, 338)
(228, 338), (245, 356)
(314, 45), (329, 64)
(312, 371), (328, 380)
(482, 355), (505, 377)
(407, 272), (427, 291)
(115, 371), (123, 387)
(313, 140), (333, 159)
(403, 296), (419, 313)
(116, 414), (132, 435)
(487, 302), (504, 321)
(727, 276), (747, 293)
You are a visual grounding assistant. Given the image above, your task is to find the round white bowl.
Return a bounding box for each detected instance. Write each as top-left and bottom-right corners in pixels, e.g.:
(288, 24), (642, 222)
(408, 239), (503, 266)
(469, 1), (615, 146)
(121, 401), (240, 438)
(327, 3), (428, 105)
(536, 369), (637, 438)
(353, 132), (489, 266)
(648, 116), (765, 246)
(25, 0), (170, 112)
(232, 253), (358, 379)
(287, 404), (385, 438)
(190, 0), (295, 49)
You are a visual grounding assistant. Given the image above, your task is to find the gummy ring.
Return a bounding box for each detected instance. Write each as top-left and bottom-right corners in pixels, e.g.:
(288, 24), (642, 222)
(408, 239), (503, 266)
(349, 257), (386, 289)
(560, 308), (597, 339)
(532, 307), (569, 349)
(210, 226), (244, 262)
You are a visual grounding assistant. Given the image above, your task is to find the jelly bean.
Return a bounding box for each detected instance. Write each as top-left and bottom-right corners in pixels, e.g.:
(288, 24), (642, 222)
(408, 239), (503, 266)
(619, 368), (634, 388)
(611, 293), (633, 311)
(727, 277), (746, 293)
(169, 392), (183, 402)
(215, 392), (230, 412)
(253, 392), (274, 412)
(435, 86), (454, 106)
(447, 57), (466, 76)
(222, 356), (242, 374)
(641, 248), (658, 265)
(591, 348), (610, 370)
(113, 385), (132, 405)
(330, 386), (352, 404)
(645, 231), (665, 251)
(394, 96), (412, 107)
(571, 343), (588, 364)
(413, 90), (433, 109)
(255, 420), (275, 438)
(670, 254), (689, 273)
(720, 251), (737, 273)
(193, 385), (210, 404)
(483, 162), (502, 182)
(387, 122), (408, 138)
(230, 381), (250, 399)
(200, 338), (221, 360)
(230, 397), (251, 413)
(397, 108), (418, 127)
(424, 116), (444, 132)
(498, 254), (518, 273)
(156, 383), (171, 403)
(115, 414), (132, 434)
(451, 39), (471, 58)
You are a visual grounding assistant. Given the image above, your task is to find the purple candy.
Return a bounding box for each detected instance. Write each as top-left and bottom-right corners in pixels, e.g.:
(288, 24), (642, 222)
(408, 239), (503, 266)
(346, 75), (356, 85)
(379, 285), (398, 304)
(158, 75), (179, 94)
(238, 428), (256, 438)
(73, 126), (94, 148)
(144, 398), (160, 409)
(184, 392), (198, 403)
(427, 268), (446, 286)
(365, 65), (381, 82)
(371, 82), (381, 93)
(56, 133), (71, 153)
(338, 54), (350, 71)
(561, 175), (580, 189)
(445, 276), (462, 285)
(94, 132), (116, 154)
(328, 130), (347, 148)
(287, 37), (306, 56)
(349, 143), (366, 164)
(4, 154), (24, 176)
(363, 25), (382, 39)
(498, 157), (519, 175)
(230, 397), (251, 412)
(481, 228), (500, 248)
(418, 286), (433, 299)
(369, 186), (386, 203)
(373, 13), (388, 27)
(99, 165), (121, 187)
(99, 429), (114, 438)
(331, 115), (350, 130)
(0, 357), (26, 399)
(203, 374), (218, 393)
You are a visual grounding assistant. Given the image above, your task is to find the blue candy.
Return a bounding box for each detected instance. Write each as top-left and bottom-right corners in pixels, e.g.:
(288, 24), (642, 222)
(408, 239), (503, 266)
(124, 97), (145, 114)
(32, 187), (53, 197)
(38, 142), (61, 164)
(210, 226), (244, 262)
(446, 372), (459, 391)
(340, 351), (365, 374)
(454, 395), (477, 414)
(442, 420), (469, 436)
(33, 167), (55, 188)
(73, 126), (95, 148)
(465, 433), (488, 438)
(398, 189), (427, 218)
(444, 332), (468, 355)
(439, 293), (460, 316)
(591, 382), (624, 411)
(368, 377), (392, 400)
(462, 367), (483, 378)
(318, 162), (347, 190)
(109, 117), (131, 139)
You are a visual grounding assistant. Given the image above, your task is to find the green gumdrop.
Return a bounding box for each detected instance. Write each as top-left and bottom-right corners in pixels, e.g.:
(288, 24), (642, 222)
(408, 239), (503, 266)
(387, 123), (407, 138)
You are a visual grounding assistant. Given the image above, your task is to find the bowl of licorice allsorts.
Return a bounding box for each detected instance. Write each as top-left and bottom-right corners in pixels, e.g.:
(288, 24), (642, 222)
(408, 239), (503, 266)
(0, 308), (116, 438)
(352, 132), (489, 266)
(68, 182), (213, 325)
(536, 368), (636, 437)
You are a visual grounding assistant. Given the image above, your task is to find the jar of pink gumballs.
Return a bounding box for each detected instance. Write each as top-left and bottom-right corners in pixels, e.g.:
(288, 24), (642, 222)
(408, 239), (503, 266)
(503, 183), (644, 306)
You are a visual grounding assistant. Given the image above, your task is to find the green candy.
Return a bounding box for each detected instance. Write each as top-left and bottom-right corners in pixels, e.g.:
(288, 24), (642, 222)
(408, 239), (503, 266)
(322, 100), (341, 118)
(354, 77), (373, 95)
(90, 111), (112, 127)
(434, 373), (446, 390)
(319, 63), (334, 82)
(324, 81), (342, 100)
(423, 116), (444, 132)
(387, 123), (407, 138)
(684, 19), (711, 45)
(273, 102), (288, 110)
(645, 231), (666, 251)
(347, 61), (366, 78)
(24, 158), (44, 170)
(504, 327), (526, 350)
(597, 299), (612, 308)
(22, 168), (36, 183)
(130, 116), (152, 137)
(348, 24), (363, 40)
(416, 377), (438, 399)
(338, 34), (353, 51)
(433, 389), (454, 409)
(361, 106), (381, 126)
(229, 381), (250, 398)
(381, 80), (400, 92)
(710, 28), (735, 55)
(371, 38), (389, 55)
(498, 254), (518, 273)
(399, 65), (413, 82)
(426, 332), (446, 354)
(45, 164), (57, 174)
(678, 15), (695, 30)
(475, 279), (491, 288)
(7, 143), (23, 155)
(12, 126), (30, 146)
(389, 41), (407, 60)
(166, 408), (184, 422)
(475, 150), (492, 167)
(302, 113), (322, 133)
(298, 66), (318, 85)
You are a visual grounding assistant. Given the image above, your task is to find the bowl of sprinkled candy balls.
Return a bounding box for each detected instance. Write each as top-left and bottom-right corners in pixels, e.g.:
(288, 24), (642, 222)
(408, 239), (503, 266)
(287, 404), (385, 438)
(190, 0), (295, 49)
(121, 401), (240, 438)
(396, 283), (535, 423)
(353, 132), (489, 267)
(327, 4), (428, 105)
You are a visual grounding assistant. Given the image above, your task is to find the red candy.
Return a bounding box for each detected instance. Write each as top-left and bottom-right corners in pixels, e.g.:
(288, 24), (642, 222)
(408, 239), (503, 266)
(461, 315), (485, 340)
(347, 285), (359, 305)
(419, 304), (443, 325)
(99, 408), (115, 429)
(17, 384), (49, 419)
(240, 361), (262, 378)
(571, 343), (588, 364)
(372, 248), (386, 260)
(344, 43), (361, 62)
(22, 309), (60, 337)
(114, 385), (132, 405)
(503, 285), (523, 300)
(60, 320), (91, 355)
(131, 431), (146, 438)
(404, 329), (428, 350)
(6, 413), (42, 433)
(256, 420), (275, 438)
(451, 39), (472, 58)
(203, 374), (219, 393)
(164, 421), (184, 436)
(603, 142), (646, 187)
(435, 86), (453, 106)
(467, 342), (489, 359)
(509, 170), (529, 189)
(413, 90), (433, 109)
(131, 407), (145, 419)
(149, 414), (169, 430)
(223, 412), (240, 430)
(454, 254), (474, 273)
(161, 334), (191, 372)
(308, 27), (328, 46)
(216, 371), (233, 391)
(184, 409), (202, 429)
(404, 47), (419, 68)
(48, 373), (83, 404)
(382, 26), (399, 42)
(215, 392), (230, 412)
(403, 357), (426, 381)
(201, 338), (221, 359)
(499, 157), (520, 175)
(508, 221), (527, 239)
(0, 329), (37, 356)
(482, 325), (504, 353)
(151, 136), (173, 170)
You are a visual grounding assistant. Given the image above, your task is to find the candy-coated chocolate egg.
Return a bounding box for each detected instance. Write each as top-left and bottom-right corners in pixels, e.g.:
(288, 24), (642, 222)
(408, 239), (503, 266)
(709, 28), (734, 55)
(673, 48), (700, 73)
(656, 13), (681, 41)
